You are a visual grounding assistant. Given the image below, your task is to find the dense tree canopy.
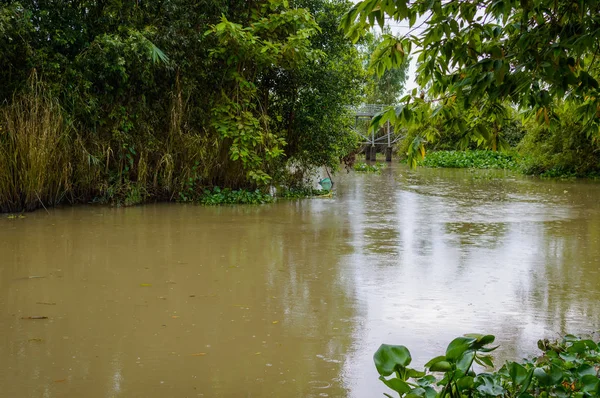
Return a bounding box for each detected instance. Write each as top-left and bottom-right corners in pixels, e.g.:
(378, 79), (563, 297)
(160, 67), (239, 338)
(0, 0), (365, 211)
(359, 29), (410, 105)
(341, 0), (600, 164)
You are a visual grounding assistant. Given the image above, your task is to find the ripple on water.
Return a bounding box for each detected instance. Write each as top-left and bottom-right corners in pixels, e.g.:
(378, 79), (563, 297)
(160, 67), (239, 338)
(309, 380), (331, 389)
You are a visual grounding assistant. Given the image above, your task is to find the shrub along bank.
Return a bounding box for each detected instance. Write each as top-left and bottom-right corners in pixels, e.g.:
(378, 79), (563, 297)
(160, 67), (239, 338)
(0, 0), (364, 212)
(397, 102), (600, 179)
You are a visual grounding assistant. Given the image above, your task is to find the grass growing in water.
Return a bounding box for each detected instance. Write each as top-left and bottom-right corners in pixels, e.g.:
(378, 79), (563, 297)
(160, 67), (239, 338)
(179, 186), (273, 205)
(0, 78), (70, 212)
(278, 187), (330, 199)
(354, 162), (386, 173)
(417, 150), (598, 179)
(420, 150), (519, 170)
(177, 184), (335, 205)
(178, 185), (332, 205)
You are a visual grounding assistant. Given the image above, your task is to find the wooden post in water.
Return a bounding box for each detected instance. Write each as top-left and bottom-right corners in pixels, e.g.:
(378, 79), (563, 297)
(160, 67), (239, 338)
(370, 145), (377, 161)
(370, 127), (376, 161)
(385, 121), (392, 162)
(365, 145), (371, 160)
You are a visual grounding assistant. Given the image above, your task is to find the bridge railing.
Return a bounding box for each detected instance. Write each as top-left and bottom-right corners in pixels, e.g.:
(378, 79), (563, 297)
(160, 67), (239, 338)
(347, 104), (406, 146)
(348, 104), (388, 117)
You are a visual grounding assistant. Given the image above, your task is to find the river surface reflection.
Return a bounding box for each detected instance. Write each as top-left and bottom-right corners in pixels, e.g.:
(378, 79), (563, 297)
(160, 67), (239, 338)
(1, 165), (599, 397)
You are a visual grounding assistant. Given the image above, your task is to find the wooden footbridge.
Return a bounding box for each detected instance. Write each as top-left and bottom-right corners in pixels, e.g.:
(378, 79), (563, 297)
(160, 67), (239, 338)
(349, 104), (404, 161)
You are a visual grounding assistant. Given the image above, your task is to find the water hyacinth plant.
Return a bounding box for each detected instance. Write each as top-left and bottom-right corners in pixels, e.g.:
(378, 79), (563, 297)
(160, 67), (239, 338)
(375, 334), (600, 397)
(354, 162), (386, 173)
(419, 151), (519, 170)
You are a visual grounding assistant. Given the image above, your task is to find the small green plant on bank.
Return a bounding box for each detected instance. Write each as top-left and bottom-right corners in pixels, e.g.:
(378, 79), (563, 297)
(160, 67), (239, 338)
(419, 151), (519, 170)
(277, 187), (329, 199)
(178, 161), (203, 203)
(375, 334), (600, 398)
(199, 187), (273, 205)
(354, 162), (386, 173)
(178, 186), (272, 205)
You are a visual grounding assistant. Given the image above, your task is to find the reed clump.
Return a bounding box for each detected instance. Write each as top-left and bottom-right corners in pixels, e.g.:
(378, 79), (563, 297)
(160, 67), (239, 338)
(0, 76), (261, 212)
(0, 77), (70, 212)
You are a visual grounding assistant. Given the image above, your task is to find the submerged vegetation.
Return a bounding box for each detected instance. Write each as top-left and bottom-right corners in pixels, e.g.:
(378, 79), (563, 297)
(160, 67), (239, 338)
(354, 162), (387, 173)
(375, 334), (600, 397)
(180, 186), (273, 205)
(419, 151), (519, 171)
(277, 187), (330, 199)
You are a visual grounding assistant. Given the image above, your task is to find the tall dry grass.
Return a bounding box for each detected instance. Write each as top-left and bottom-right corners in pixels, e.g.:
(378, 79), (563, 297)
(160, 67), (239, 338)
(0, 73), (264, 212)
(0, 77), (71, 212)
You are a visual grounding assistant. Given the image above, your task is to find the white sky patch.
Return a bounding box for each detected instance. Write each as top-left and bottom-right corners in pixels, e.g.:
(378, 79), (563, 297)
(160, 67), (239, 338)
(386, 17), (429, 92)
(368, 13), (431, 94)
(350, 0), (491, 97)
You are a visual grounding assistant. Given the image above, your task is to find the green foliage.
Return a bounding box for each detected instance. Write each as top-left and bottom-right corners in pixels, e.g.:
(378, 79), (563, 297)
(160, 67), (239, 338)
(277, 187), (329, 199)
(191, 186), (273, 205)
(376, 99), (519, 167)
(279, 0), (365, 173)
(342, 0), (600, 168)
(0, 0), (365, 212)
(502, 119), (527, 148)
(393, 101), (599, 178)
(518, 103), (600, 178)
(375, 334), (600, 398)
(207, 3), (321, 185)
(0, 76), (70, 212)
(354, 161), (386, 173)
(177, 163), (273, 204)
(397, 110), (525, 160)
(358, 30), (410, 105)
(420, 151), (519, 170)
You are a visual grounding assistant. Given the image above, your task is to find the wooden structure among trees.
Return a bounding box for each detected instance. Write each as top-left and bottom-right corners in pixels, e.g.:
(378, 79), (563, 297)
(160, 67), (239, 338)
(350, 104), (402, 161)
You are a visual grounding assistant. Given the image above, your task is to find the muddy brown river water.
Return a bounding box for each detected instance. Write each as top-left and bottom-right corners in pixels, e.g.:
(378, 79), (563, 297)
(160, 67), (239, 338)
(1, 165), (600, 397)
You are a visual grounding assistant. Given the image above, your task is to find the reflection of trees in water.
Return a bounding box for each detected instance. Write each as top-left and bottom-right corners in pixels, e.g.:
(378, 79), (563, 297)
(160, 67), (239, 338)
(364, 226), (402, 255)
(396, 168), (518, 203)
(357, 167), (404, 257)
(396, 167), (580, 212)
(274, 201), (358, 367)
(0, 203), (361, 397)
(443, 222), (508, 249)
(344, 165), (600, 380)
(518, 217), (600, 337)
(482, 216), (600, 367)
(178, 202), (360, 397)
(7, 167), (600, 397)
